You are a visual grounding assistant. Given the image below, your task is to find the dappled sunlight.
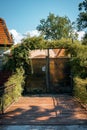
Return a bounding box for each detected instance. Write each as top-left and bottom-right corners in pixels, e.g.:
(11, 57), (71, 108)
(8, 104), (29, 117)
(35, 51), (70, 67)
(36, 115), (55, 121)
(73, 112), (87, 120)
(0, 95), (87, 125)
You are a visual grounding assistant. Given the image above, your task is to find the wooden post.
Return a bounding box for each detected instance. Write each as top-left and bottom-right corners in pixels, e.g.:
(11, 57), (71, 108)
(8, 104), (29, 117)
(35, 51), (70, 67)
(46, 48), (50, 92)
(1, 95), (4, 114)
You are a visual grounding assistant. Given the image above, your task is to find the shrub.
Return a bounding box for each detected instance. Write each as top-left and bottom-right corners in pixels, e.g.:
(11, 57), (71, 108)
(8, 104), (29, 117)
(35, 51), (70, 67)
(0, 68), (25, 112)
(69, 44), (87, 78)
(73, 77), (87, 104)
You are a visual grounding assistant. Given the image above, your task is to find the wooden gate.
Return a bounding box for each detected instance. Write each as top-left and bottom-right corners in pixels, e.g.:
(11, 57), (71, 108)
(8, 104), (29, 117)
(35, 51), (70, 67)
(49, 58), (72, 93)
(25, 57), (72, 94)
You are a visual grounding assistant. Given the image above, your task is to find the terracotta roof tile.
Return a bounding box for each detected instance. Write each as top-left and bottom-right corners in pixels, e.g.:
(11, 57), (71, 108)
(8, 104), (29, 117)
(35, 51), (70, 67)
(0, 18), (13, 46)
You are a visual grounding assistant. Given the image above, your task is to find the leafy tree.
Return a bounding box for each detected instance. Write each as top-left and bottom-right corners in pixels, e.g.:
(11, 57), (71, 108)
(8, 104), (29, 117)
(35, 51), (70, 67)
(82, 33), (87, 45)
(77, 0), (87, 45)
(37, 13), (74, 40)
(77, 0), (87, 30)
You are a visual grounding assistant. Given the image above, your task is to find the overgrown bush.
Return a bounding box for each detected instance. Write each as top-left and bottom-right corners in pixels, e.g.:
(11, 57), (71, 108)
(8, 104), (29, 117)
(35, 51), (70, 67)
(69, 44), (87, 104)
(73, 77), (87, 104)
(69, 44), (87, 78)
(0, 68), (25, 111)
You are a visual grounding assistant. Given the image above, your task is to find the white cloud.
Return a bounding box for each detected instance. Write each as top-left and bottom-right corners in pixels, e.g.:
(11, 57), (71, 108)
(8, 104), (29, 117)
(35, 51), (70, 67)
(10, 29), (24, 44)
(77, 31), (85, 41)
(24, 30), (40, 37)
(10, 29), (40, 44)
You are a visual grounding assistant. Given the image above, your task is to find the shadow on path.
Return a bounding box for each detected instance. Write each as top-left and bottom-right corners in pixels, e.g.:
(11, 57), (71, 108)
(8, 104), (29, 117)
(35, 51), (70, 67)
(0, 95), (87, 125)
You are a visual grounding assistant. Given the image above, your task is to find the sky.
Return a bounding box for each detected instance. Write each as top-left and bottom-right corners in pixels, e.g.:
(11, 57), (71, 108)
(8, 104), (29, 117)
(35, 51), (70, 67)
(0, 0), (85, 43)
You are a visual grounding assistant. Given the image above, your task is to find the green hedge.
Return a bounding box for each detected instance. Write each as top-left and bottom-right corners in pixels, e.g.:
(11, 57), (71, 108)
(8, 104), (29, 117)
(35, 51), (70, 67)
(0, 68), (25, 112)
(73, 77), (87, 104)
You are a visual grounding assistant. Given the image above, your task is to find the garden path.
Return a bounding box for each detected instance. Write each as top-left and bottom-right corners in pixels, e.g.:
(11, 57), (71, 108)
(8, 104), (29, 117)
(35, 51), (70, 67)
(0, 95), (87, 125)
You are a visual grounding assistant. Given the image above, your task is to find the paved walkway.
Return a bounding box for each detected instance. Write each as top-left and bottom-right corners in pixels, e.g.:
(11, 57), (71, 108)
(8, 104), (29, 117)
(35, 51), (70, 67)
(0, 95), (87, 125)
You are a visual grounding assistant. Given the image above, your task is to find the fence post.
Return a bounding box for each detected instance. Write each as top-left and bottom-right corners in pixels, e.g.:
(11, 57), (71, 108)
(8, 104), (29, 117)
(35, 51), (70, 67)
(1, 95), (4, 114)
(46, 48), (50, 93)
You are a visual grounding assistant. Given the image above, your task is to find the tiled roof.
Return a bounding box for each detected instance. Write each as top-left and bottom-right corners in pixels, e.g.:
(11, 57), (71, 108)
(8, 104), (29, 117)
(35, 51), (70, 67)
(0, 18), (13, 46)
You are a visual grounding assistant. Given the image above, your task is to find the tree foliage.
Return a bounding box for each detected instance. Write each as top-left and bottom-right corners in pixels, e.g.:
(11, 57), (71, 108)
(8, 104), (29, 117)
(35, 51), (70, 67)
(21, 36), (79, 49)
(77, 0), (87, 30)
(77, 0), (87, 45)
(37, 13), (74, 40)
(82, 33), (87, 45)
(3, 43), (31, 74)
(21, 36), (46, 49)
(67, 44), (87, 78)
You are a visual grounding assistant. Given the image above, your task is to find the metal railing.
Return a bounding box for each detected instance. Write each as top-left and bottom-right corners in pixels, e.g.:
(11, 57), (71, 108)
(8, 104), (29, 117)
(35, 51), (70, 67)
(0, 84), (15, 114)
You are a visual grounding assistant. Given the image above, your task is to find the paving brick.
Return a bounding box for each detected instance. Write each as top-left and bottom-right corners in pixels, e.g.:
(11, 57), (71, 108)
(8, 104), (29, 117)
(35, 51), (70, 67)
(0, 95), (87, 125)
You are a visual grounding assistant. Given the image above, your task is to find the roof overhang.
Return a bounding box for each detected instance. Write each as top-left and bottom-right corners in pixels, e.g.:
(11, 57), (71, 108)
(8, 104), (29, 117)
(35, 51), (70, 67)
(0, 43), (13, 47)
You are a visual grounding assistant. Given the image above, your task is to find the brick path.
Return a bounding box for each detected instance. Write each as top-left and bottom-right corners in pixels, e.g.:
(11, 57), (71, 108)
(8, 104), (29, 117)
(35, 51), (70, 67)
(0, 95), (87, 125)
